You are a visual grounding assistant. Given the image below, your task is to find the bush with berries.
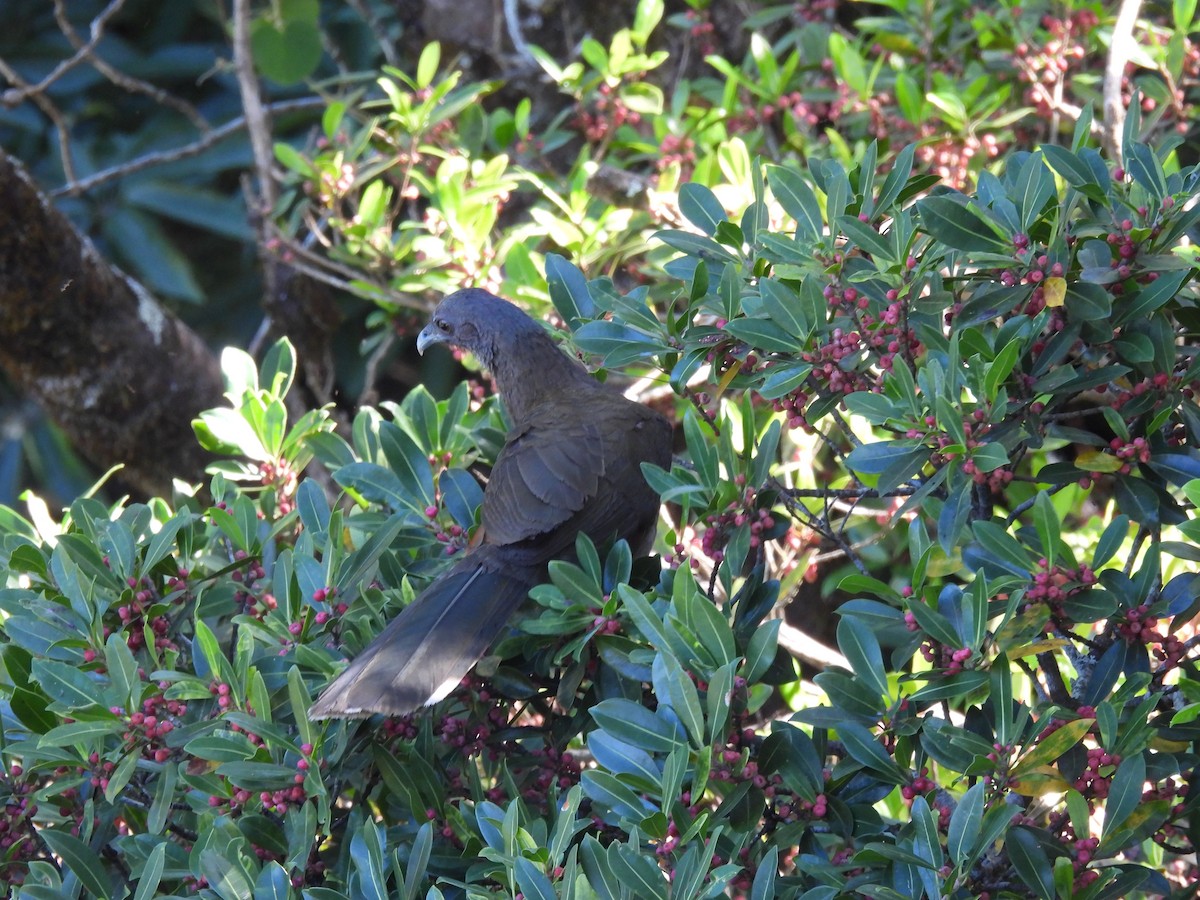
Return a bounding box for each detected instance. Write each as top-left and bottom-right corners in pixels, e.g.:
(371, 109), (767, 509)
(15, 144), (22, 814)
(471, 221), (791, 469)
(2, 108), (1200, 897)
(2, 1), (1200, 898)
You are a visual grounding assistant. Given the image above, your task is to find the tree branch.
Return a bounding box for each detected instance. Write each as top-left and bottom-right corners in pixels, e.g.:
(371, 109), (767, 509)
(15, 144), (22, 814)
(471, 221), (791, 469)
(1103, 0), (1144, 162)
(0, 151), (224, 495)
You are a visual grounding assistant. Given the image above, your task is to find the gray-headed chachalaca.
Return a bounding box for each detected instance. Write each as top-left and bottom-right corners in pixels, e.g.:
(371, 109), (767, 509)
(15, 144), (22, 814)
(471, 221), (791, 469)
(310, 289), (672, 718)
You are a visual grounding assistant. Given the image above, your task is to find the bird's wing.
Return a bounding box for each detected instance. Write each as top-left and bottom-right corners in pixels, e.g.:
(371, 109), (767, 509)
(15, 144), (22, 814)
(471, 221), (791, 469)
(480, 412), (605, 547)
(481, 396), (671, 558)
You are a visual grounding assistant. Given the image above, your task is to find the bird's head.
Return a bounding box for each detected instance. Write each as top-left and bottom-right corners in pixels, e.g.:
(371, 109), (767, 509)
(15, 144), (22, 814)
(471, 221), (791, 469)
(416, 289), (538, 366)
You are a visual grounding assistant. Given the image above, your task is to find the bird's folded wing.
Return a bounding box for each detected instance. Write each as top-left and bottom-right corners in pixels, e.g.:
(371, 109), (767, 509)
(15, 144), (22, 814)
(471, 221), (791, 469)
(480, 416), (605, 546)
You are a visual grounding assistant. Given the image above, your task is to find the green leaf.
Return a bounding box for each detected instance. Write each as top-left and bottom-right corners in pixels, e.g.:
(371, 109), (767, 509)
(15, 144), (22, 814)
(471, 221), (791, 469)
(984, 340), (1021, 401)
(743, 619), (780, 683)
(972, 520), (1034, 576)
(837, 215), (893, 262)
(1006, 826), (1055, 900)
(30, 659), (106, 711)
(574, 320), (667, 366)
(609, 844), (669, 900)
(581, 770), (649, 821)
(722, 317), (800, 353)
(39, 830), (113, 899)
(654, 229), (740, 264)
(1032, 491), (1061, 566)
(39, 719), (123, 747)
(767, 166), (824, 241)
(653, 653), (705, 747)
(254, 862), (291, 900)
(514, 858), (557, 900)
(947, 781), (985, 865)
(750, 845), (778, 900)
(827, 31), (867, 96)
(1013, 718), (1092, 775)
(380, 422), (436, 512)
(757, 278), (810, 340)
(332, 461), (407, 510)
(104, 207), (204, 302)
(1101, 752), (1146, 841)
(546, 253), (595, 330)
(916, 196), (1012, 254)
(836, 616), (889, 701)
(250, 9), (322, 85)
(125, 181), (253, 242)
(1093, 515), (1130, 568)
(679, 182), (727, 235)
(415, 42), (440, 89)
(591, 699), (686, 753)
(350, 820), (388, 900)
(836, 721), (906, 782)
(133, 842), (167, 900)
(1125, 142), (1167, 202)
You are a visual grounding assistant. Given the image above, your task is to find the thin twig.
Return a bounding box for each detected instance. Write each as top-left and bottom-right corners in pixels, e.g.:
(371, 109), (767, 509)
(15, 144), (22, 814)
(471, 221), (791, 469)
(51, 98), (326, 197)
(0, 57), (78, 184)
(2, 0), (125, 104)
(232, 0), (278, 213)
(503, 0), (538, 67)
(345, 0), (399, 66)
(52, 0), (209, 132)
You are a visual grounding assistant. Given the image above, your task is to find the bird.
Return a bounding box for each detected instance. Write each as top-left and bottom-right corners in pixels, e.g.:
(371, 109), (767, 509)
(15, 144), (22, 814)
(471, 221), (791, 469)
(310, 288), (673, 718)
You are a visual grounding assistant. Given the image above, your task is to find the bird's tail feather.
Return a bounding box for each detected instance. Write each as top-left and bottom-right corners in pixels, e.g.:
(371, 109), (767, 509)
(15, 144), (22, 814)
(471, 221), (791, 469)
(310, 548), (537, 719)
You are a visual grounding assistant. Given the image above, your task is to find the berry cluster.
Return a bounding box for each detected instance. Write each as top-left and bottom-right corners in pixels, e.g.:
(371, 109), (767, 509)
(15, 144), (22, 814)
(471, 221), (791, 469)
(905, 408), (1015, 492)
(107, 575), (178, 654)
(914, 130), (1003, 190)
(114, 693), (186, 763)
(680, 9), (716, 58)
(1015, 10), (1099, 119)
(1116, 603), (1185, 670)
(257, 457), (299, 516)
(1023, 558), (1097, 624)
(572, 82), (642, 144)
(905, 611), (975, 673)
(228, 547), (271, 618)
(1074, 743), (1121, 801)
(0, 765), (39, 887)
(205, 741), (315, 818)
(657, 133), (696, 175)
(699, 481), (777, 564)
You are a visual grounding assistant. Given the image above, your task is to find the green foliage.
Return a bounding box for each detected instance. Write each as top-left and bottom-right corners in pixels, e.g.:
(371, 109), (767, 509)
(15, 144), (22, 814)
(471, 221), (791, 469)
(3, 1), (1200, 897)
(4, 127), (1200, 895)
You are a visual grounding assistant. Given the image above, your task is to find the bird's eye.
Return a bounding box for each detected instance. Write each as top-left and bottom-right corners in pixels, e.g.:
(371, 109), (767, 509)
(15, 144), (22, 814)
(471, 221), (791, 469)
(436, 319), (452, 333)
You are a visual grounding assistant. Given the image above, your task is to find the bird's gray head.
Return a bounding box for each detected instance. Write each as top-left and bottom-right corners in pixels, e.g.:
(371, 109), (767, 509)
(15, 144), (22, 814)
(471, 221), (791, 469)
(416, 289), (541, 368)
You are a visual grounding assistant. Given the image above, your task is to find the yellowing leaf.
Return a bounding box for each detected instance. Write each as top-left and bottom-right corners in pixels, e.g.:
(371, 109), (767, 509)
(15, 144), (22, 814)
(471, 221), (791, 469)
(1011, 718), (1092, 778)
(1075, 448), (1124, 473)
(1010, 767), (1071, 797)
(1043, 276), (1067, 307)
(1005, 638), (1069, 658)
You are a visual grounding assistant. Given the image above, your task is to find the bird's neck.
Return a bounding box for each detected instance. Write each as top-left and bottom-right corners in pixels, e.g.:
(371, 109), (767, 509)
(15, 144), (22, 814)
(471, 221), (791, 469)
(489, 329), (593, 423)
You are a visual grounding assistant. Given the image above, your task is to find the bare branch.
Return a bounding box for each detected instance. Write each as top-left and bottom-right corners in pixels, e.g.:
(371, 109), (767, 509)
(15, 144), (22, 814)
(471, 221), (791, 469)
(52, 0), (210, 132)
(0, 0), (125, 104)
(1103, 0), (1144, 162)
(232, 0), (278, 213)
(51, 98), (326, 197)
(0, 151), (224, 495)
(0, 57), (78, 184)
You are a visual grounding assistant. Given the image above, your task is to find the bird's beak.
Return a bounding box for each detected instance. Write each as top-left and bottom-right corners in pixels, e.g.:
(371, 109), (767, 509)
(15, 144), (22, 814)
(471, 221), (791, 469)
(416, 324), (441, 356)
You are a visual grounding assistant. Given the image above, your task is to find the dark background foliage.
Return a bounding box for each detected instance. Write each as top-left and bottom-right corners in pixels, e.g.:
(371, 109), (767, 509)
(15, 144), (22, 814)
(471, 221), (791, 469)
(1, 1), (1199, 897)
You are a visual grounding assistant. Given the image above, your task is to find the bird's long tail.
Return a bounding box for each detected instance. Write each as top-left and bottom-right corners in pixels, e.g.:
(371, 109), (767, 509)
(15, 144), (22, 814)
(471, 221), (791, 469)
(309, 546), (538, 718)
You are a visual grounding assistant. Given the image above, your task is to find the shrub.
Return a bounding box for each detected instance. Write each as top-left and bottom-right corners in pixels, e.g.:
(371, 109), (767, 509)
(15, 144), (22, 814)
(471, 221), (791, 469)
(2, 110), (1199, 896)
(3, 1), (1200, 897)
